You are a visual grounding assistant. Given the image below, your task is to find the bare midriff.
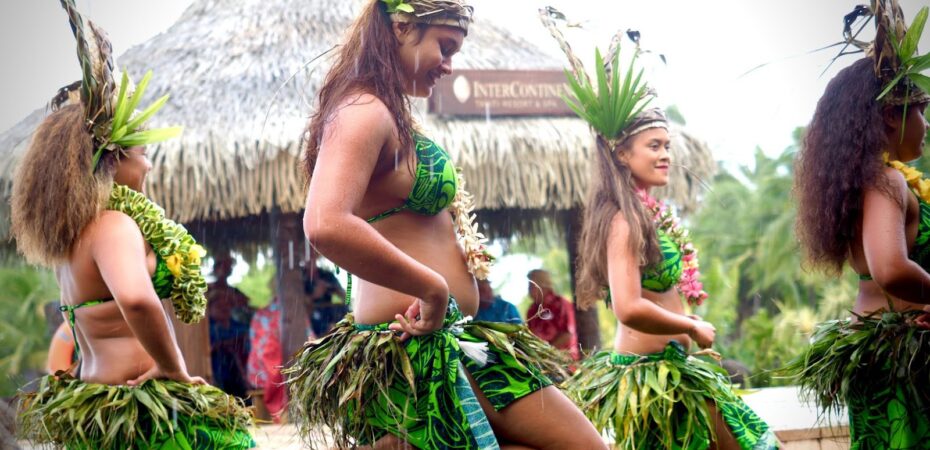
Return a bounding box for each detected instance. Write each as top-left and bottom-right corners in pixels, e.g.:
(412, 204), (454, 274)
(352, 209), (478, 325)
(613, 288), (692, 355)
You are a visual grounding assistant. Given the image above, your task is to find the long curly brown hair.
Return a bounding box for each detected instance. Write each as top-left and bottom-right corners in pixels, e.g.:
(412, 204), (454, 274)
(10, 104), (118, 266)
(794, 57), (900, 274)
(575, 134), (662, 308)
(302, 0), (423, 179)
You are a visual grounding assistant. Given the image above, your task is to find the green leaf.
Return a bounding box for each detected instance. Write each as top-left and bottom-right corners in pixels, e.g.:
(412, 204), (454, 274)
(878, 71), (908, 100)
(125, 94), (171, 131)
(114, 126), (183, 147)
(125, 70), (154, 122)
(396, 3), (414, 13)
(908, 73), (930, 96)
(909, 52), (930, 73)
(111, 71), (132, 131)
(901, 7), (929, 61)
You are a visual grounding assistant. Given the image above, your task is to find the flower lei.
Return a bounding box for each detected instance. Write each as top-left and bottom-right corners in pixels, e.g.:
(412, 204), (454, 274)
(108, 184), (208, 323)
(637, 189), (708, 306)
(448, 169), (495, 280)
(884, 153), (930, 203)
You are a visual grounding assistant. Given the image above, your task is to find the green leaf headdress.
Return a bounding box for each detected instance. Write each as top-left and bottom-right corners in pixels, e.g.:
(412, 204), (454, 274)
(381, 0), (474, 35)
(836, 0), (930, 106)
(539, 7), (659, 151)
(58, 0), (181, 173)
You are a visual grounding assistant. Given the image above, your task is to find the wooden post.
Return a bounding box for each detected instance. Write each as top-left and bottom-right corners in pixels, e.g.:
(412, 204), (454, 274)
(272, 209), (312, 364)
(167, 303), (213, 382)
(566, 208), (601, 352)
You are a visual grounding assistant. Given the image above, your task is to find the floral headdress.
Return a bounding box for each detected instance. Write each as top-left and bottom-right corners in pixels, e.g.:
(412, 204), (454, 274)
(58, 0), (181, 173)
(539, 7), (656, 151)
(382, 0), (474, 35)
(837, 0), (930, 106)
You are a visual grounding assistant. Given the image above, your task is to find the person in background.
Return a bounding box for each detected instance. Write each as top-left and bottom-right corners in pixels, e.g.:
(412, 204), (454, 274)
(305, 265), (347, 337)
(207, 254), (253, 399)
(247, 281), (313, 424)
(474, 278), (522, 324)
(526, 269), (580, 360)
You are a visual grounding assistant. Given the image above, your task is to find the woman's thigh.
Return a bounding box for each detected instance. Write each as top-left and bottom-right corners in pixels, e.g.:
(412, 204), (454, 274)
(465, 372), (606, 450)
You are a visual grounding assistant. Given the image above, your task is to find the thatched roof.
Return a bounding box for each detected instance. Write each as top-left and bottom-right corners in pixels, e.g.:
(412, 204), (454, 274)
(0, 0), (714, 244)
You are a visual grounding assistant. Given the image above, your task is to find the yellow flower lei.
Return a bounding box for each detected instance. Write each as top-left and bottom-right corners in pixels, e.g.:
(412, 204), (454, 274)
(884, 153), (930, 203)
(108, 184), (208, 324)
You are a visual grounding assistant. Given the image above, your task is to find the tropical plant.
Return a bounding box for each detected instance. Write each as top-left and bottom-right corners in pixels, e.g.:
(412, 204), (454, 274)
(878, 6), (930, 101)
(689, 135), (859, 386)
(0, 265), (59, 398)
(562, 48), (652, 142)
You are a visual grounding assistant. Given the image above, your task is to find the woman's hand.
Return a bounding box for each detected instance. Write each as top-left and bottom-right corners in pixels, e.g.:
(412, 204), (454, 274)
(687, 319), (716, 349)
(389, 295), (449, 341)
(127, 365), (206, 386)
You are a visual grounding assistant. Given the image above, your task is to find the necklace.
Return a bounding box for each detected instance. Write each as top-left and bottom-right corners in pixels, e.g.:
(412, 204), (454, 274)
(108, 184), (207, 323)
(637, 189), (708, 306)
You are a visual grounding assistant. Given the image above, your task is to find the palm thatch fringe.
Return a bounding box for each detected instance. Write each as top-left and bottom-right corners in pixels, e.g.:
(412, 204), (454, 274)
(17, 374), (253, 449)
(782, 310), (930, 419)
(0, 0), (715, 249)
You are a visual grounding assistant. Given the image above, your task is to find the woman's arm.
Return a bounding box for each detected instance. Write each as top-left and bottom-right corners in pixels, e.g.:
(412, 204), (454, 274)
(606, 213), (715, 347)
(91, 211), (202, 384)
(304, 94), (448, 333)
(862, 169), (930, 303)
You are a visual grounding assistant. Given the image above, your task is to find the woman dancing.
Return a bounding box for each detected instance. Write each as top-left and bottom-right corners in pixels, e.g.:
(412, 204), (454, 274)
(14, 2), (253, 448)
(284, 1), (604, 449)
(539, 9), (779, 449)
(789, 1), (930, 448)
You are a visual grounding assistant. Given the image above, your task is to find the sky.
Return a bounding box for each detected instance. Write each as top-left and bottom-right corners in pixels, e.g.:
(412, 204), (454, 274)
(1, 0), (928, 302)
(2, 0), (928, 170)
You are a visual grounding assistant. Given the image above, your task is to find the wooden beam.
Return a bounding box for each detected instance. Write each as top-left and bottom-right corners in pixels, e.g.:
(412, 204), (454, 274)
(272, 209), (312, 364)
(565, 207), (601, 352)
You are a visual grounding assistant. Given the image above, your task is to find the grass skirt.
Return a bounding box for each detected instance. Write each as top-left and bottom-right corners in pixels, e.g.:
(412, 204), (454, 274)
(284, 303), (568, 449)
(566, 341), (777, 449)
(17, 374), (254, 449)
(784, 311), (930, 449)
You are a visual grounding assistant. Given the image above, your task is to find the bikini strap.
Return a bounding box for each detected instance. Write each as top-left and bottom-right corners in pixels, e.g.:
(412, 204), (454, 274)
(58, 298), (113, 356)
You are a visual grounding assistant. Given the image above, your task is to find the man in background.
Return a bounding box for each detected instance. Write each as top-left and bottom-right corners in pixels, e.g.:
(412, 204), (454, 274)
(526, 269), (580, 360)
(474, 279), (522, 324)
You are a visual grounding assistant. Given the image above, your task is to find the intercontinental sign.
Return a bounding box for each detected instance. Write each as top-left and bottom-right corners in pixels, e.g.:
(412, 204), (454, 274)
(428, 70), (575, 117)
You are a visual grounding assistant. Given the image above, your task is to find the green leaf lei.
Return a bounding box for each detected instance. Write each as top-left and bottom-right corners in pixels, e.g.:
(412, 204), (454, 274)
(108, 184), (207, 324)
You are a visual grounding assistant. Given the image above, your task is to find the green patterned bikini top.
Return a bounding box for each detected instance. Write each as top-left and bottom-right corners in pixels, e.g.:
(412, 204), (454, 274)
(860, 193), (930, 281)
(605, 229), (684, 303)
(59, 252), (175, 355)
(641, 229), (683, 293)
(367, 134), (458, 223)
(344, 134), (458, 307)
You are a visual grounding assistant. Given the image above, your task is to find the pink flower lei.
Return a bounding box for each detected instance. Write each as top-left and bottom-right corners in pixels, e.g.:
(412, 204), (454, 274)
(636, 189), (709, 306)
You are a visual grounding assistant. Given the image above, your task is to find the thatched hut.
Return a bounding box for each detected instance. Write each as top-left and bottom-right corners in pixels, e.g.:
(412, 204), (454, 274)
(0, 0), (714, 359)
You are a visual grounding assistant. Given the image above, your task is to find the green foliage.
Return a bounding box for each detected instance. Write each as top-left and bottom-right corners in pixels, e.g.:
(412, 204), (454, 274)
(234, 258), (275, 309)
(381, 0), (415, 14)
(92, 71), (182, 170)
(0, 266), (59, 398)
(878, 7), (930, 101)
(19, 375), (252, 448)
(562, 48), (652, 141)
(690, 135), (859, 386)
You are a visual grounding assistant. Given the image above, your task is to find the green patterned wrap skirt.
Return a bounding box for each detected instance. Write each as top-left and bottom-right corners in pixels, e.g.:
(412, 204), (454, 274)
(17, 375), (255, 449)
(785, 311), (930, 449)
(566, 341), (778, 449)
(285, 300), (567, 449)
